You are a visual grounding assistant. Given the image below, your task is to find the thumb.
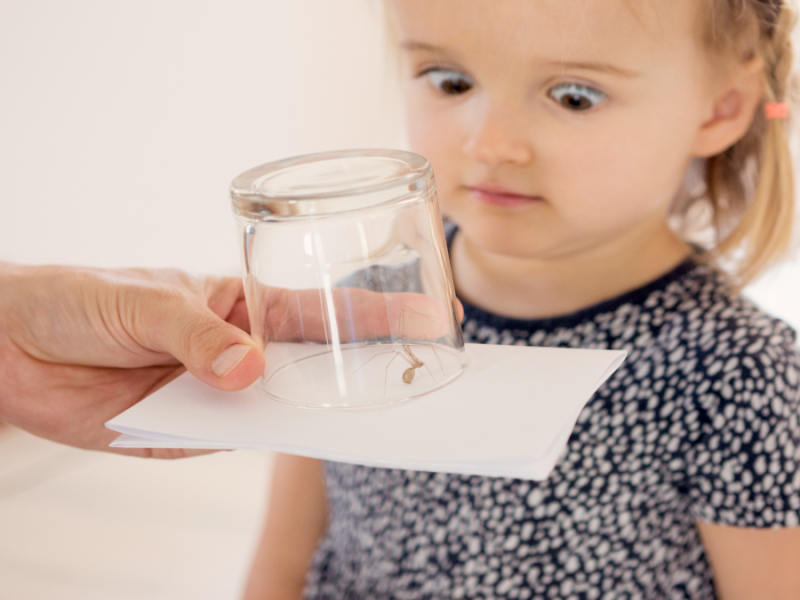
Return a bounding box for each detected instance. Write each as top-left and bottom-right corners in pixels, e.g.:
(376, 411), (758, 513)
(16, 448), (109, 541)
(157, 302), (265, 391)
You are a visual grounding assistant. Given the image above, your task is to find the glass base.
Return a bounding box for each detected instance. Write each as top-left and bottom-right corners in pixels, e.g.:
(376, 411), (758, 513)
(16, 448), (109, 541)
(260, 342), (465, 409)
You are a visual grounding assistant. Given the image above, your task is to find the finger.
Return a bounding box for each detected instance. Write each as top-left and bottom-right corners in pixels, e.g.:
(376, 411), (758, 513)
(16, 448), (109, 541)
(204, 276), (251, 333)
(381, 292), (451, 340)
(225, 298), (251, 333)
(259, 286), (454, 343)
(142, 296), (265, 391)
(109, 446), (222, 459)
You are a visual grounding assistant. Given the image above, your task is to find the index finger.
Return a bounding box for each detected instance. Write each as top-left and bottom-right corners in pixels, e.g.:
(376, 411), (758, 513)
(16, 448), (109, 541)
(255, 286), (456, 344)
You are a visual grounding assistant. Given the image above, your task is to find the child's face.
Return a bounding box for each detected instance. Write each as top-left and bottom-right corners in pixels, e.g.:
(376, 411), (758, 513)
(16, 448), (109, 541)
(390, 0), (719, 260)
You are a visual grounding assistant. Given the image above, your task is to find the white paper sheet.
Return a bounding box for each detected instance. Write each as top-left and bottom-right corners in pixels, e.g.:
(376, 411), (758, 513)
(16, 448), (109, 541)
(106, 344), (625, 480)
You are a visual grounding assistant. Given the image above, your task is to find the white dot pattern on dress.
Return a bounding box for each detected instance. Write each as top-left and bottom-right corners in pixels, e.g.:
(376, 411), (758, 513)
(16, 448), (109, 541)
(304, 261), (800, 600)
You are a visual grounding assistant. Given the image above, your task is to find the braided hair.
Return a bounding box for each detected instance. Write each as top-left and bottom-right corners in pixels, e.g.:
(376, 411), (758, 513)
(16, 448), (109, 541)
(682, 0), (796, 287)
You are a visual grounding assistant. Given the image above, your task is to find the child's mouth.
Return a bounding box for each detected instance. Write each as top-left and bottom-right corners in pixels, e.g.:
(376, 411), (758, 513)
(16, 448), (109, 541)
(467, 184), (543, 208)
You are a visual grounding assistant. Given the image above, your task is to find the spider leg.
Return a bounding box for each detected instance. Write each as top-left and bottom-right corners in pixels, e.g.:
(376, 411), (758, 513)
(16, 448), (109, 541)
(428, 343), (444, 378)
(354, 349), (397, 374)
(383, 351), (403, 397)
(397, 304), (447, 381)
(398, 304), (447, 342)
(401, 343), (423, 368)
(423, 361), (437, 383)
(354, 345), (420, 397)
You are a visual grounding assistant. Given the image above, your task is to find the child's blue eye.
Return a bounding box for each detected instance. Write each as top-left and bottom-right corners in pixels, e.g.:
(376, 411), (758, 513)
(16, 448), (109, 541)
(422, 68), (474, 95)
(548, 82), (606, 111)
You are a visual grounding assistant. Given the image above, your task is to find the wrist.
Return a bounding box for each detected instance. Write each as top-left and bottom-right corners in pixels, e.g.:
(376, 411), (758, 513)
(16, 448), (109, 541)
(0, 262), (26, 421)
(0, 262), (23, 334)
(0, 262), (57, 351)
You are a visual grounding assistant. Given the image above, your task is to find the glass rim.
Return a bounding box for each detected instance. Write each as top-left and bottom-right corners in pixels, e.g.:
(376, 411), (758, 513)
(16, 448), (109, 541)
(230, 148), (432, 218)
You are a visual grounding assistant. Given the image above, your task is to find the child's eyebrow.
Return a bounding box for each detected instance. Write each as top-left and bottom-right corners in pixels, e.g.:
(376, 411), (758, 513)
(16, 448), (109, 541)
(399, 41), (641, 80)
(399, 41), (453, 57)
(543, 60), (643, 78)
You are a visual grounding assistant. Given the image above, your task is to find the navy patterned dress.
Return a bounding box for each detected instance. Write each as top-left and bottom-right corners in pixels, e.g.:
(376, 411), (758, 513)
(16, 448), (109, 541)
(305, 241), (800, 599)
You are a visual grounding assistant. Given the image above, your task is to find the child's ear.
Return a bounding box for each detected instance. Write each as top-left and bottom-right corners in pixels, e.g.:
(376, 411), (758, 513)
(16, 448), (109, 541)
(691, 57), (764, 158)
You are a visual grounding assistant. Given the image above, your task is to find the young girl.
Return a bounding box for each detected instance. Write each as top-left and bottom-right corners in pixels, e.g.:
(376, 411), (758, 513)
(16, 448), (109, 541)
(244, 1), (800, 598)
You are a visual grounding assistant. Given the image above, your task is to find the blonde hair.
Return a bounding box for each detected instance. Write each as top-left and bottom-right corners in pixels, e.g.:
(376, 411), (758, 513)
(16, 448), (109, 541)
(679, 0), (797, 287)
(383, 0), (796, 287)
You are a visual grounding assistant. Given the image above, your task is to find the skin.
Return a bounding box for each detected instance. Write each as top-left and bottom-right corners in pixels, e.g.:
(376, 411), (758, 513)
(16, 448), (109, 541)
(244, 1), (800, 598)
(242, 455), (327, 600)
(0, 264), (448, 457)
(0, 263), (265, 457)
(397, 0), (758, 319)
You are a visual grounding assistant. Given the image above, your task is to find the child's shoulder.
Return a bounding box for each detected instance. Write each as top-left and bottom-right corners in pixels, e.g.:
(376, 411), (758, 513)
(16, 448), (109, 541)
(648, 261), (800, 427)
(462, 255), (797, 360)
(647, 263), (800, 526)
(655, 260), (798, 361)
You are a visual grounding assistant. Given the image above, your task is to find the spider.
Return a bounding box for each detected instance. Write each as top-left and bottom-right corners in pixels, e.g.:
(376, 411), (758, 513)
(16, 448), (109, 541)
(354, 305), (446, 397)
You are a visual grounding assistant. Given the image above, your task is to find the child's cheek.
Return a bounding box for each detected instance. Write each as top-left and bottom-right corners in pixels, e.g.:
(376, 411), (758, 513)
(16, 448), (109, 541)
(405, 104), (462, 202)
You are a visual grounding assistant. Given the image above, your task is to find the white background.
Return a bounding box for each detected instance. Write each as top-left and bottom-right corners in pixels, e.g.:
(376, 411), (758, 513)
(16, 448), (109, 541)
(0, 0), (401, 273)
(1, 1), (799, 598)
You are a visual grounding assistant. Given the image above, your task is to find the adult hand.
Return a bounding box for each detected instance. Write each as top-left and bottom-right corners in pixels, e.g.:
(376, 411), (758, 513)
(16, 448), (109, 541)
(0, 262), (462, 458)
(0, 263), (265, 458)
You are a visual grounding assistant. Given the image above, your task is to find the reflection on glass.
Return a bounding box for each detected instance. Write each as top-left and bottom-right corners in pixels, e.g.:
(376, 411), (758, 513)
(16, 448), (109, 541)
(230, 149), (465, 408)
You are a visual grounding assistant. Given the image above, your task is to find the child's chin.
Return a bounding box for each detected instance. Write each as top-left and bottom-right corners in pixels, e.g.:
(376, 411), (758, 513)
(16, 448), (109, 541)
(461, 225), (549, 259)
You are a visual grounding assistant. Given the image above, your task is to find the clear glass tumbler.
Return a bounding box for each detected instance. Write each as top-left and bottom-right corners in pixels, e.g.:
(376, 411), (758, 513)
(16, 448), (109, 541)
(230, 149), (466, 408)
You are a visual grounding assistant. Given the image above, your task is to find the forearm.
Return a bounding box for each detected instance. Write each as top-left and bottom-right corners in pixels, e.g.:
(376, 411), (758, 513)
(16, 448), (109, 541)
(243, 454), (328, 600)
(697, 521), (800, 599)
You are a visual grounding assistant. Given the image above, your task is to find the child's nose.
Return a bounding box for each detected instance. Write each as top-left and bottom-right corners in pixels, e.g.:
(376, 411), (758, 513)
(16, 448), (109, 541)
(462, 104), (533, 167)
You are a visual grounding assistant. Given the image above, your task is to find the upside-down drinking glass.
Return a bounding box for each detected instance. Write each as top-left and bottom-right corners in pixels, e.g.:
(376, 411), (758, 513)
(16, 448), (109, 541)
(230, 149), (466, 408)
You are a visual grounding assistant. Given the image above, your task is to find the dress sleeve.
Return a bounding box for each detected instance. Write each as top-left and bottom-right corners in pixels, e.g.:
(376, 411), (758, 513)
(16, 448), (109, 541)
(684, 314), (800, 527)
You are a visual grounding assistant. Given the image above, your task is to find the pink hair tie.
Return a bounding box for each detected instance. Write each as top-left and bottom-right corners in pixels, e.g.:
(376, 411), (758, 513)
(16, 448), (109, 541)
(765, 101), (789, 119)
